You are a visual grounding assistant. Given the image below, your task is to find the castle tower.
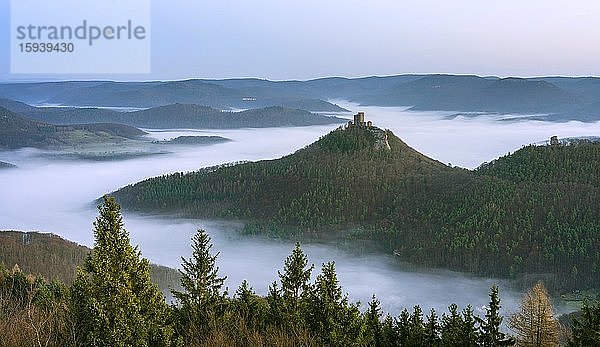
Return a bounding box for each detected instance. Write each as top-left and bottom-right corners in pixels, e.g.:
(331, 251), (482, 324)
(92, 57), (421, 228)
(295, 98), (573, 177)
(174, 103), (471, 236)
(354, 112), (365, 126)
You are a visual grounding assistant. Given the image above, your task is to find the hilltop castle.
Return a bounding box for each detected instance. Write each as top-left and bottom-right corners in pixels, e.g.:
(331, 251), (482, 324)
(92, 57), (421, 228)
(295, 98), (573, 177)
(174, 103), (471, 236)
(344, 112), (391, 150)
(347, 112), (373, 128)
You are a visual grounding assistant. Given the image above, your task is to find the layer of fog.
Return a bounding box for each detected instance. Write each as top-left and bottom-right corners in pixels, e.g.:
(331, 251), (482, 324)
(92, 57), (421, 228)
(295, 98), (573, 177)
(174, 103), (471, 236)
(2, 104), (596, 317)
(332, 100), (600, 169)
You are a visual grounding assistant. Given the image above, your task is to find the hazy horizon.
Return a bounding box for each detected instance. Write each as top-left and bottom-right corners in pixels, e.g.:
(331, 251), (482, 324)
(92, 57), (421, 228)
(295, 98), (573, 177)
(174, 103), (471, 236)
(2, 0), (600, 81)
(3, 72), (600, 84)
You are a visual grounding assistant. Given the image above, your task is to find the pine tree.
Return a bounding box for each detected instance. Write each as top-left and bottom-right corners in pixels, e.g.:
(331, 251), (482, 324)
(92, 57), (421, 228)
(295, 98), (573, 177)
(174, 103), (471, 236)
(509, 282), (559, 346)
(266, 280), (285, 327)
(380, 314), (397, 347)
(461, 305), (479, 346)
(407, 305), (426, 346)
(278, 242), (313, 319)
(233, 280), (264, 329)
(395, 308), (411, 345)
(365, 295), (383, 347)
(306, 261), (364, 346)
(566, 300), (600, 347)
(441, 303), (463, 346)
(71, 196), (177, 347)
(479, 284), (515, 346)
(171, 229), (227, 342)
(425, 308), (441, 346)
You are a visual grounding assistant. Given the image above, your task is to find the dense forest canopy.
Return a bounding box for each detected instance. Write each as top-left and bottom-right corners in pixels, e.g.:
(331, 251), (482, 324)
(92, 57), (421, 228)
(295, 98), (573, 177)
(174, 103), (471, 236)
(1, 198), (597, 346)
(113, 126), (600, 291)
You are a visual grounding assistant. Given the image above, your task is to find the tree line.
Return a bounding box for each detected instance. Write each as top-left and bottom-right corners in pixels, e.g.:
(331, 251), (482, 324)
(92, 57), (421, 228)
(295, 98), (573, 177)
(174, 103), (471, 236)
(1, 197), (598, 346)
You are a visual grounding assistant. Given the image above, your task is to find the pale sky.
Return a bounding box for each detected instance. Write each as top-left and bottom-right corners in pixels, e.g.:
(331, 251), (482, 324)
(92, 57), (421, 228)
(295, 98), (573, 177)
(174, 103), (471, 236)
(1, 0), (600, 81)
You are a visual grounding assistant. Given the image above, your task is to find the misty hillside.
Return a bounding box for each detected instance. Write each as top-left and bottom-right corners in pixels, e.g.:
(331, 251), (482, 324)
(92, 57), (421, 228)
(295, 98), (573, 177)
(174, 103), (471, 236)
(358, 75), (576, 113)
(155, 135), (231, 145)
(0, 161), (16, 169)
(0, 107), (146, 149)
(0, 99), (347, 128)
(2, 74), (599, 120)
(112, 124), (600, 290)
(0, 79), (347, 112)
(0, 230), (181, 294)
(128, 104), (347, 128)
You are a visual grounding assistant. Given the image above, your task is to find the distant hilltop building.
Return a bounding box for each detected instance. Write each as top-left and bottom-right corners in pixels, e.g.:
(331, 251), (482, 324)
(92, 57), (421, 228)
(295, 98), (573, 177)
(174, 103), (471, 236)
(344, 112), (390, 150)
(347, 112), (373, 128)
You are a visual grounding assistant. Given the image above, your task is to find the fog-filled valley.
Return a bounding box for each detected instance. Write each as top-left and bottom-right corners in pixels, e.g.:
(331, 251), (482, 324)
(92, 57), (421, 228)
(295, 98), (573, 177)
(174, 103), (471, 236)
(3, 101), (599, 319)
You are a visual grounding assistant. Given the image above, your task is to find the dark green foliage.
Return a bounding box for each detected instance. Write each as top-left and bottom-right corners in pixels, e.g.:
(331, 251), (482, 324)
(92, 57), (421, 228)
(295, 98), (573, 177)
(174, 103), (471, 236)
(171, 229), (228, 342)
(461, 305), (480, 347)
(232, 280), (267, 330)
(304, 261), (365, 346)
(567, 300), (600, 346)
(71, 196), (177, 347)
(278, 242), (313, 326)
(441, 303), (479, 346)
(425, 308), (441, 346)
(478, 285), (515, 347)
(114, 126), (450, 228)
(365, 296), (384, 347)
(114, 127), (600, 290)
(476, 141), (600, 185)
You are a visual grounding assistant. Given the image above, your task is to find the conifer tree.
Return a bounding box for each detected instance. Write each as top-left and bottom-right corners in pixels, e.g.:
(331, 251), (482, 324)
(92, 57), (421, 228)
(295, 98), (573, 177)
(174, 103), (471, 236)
(233, 280), (264, 329)
(425, 308), (441, 346)
(171, 229), (227, 341)
(278, 242), (313, 323)
(266, 281), (285, 327)
(478, 284), (515, 346)
(365, 295), (383, 347)
(509, 282), (559, 346)
(441, 303), (463, 345)
(306, 261), (364, 346)
(408, 305), (426, 346)
(71, 196), (177, 347)
(395, 308), (411, 345)
(380, 314), (397, 347)
(461, 305), (479, 347)
(566, 300), (600, 347)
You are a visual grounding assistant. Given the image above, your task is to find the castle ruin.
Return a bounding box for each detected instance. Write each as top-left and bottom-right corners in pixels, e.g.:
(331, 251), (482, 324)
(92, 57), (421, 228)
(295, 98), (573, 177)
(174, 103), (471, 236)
(348, 112), (373, 128)
(345, 112), (390, 150)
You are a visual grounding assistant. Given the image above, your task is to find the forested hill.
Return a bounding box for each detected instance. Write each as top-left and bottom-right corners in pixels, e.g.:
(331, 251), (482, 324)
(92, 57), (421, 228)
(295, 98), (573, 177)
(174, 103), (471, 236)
(113, 125), (456, 225)
(0, 99), (347, 128)
(476, 141), (600, 185)
(0, 231), (180, 295)
(126, 104), (346, 128)
(113, 126), (600, 290)
(0, 161), (16, 169)
(0, 107), (146, 149)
